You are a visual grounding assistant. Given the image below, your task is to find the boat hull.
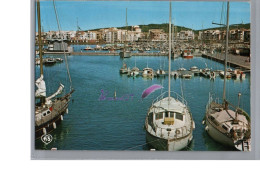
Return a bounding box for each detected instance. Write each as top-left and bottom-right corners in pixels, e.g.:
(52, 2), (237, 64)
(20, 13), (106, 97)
(119, 51), (131, 58)
(146, 131), (192, 151)
(205, 116), (235, 147)
(120, 69), (128, 74)
(142, 74), (154, 78)
(35, 90), (73, 139)
(183, 56), (193, 59)
(35, 113), (64, 139)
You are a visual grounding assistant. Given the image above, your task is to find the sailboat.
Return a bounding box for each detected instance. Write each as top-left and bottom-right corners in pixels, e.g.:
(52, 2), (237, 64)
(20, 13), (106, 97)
(144, 2), (195, 151)
(142, 61), (155, 78)
(119, 8), (131, 58)
(129, 57), (139, 77)
(204, 1), (251, 151)
(119, 61), (130, 74)
(156, 58), (166, 77)
(35, 0), (74, 139)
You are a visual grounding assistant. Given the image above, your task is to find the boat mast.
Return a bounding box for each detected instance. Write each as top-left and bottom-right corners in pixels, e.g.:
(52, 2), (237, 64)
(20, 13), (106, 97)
(37, 0), (43, 76)
(125, 8), (128, 50)
(168, 2), (172, 100)
(172, 18), (174, 54)
(223, 1), (229, 102)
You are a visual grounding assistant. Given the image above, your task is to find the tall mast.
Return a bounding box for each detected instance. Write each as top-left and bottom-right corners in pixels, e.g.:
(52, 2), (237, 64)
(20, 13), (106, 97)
(125, 8), (128, 48)
(37, 0), (43, 76)
(168, 2), (172, 100)
(223, 1), (229, 102)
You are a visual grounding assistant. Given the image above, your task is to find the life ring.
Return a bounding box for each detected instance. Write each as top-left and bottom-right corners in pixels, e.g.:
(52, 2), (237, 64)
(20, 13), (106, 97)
(175, 129), (181, 135)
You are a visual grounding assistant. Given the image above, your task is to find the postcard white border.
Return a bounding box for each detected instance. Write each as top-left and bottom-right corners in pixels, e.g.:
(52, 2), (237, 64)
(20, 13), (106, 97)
(31, 0), (260, 160)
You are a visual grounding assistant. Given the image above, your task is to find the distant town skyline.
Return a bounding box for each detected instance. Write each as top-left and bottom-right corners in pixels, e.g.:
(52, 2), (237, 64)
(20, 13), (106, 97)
(37, 1), (250, 32)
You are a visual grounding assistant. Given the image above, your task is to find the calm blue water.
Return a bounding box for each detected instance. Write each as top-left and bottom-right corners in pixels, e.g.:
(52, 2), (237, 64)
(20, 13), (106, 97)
(35, 54), (250, 151)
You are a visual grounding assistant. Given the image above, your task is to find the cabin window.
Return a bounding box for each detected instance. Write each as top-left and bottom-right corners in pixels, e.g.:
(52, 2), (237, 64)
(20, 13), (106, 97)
(43, 113), (46, 117)
(156, 112), (163, 120)
(148, 113), (153, 124)
(47, 111), (50, 114)
(175, 113), (183, 121)
(170, 112), (174, 118)
(222, 125), (228, 131)
(165, 112), (169, 118)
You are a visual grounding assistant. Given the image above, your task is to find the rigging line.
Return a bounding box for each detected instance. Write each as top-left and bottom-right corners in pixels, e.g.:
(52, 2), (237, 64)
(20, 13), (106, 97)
(52, 0), (73, 91)
(125, 138), (161, 150)
(180, 78), (184, 103)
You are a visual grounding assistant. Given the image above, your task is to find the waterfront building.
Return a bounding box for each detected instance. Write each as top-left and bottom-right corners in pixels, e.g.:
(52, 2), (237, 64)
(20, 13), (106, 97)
(47, 40), (69, 52)
(177, 30), (194, 40)
(149, 29), (168, 41)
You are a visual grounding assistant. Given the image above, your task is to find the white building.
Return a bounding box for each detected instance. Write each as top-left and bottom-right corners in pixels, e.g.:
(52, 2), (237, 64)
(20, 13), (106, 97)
(177, 30), (194, 40)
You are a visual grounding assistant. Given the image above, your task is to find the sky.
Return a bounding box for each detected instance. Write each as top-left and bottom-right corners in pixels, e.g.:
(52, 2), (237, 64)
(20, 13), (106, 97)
(36, 1), (250, 32)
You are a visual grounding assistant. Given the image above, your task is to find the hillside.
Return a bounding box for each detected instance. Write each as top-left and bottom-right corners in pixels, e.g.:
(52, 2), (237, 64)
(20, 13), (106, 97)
(195, 23), (250, 32)
(88, 23), (250, 33)
(88, 23), (192, 33)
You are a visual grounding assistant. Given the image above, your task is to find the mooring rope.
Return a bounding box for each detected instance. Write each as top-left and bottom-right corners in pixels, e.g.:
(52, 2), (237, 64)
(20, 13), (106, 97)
(125, 138), (161, 150)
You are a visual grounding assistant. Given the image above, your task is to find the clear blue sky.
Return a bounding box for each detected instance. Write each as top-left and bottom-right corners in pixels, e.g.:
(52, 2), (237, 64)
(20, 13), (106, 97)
(37, 1), (250, 32)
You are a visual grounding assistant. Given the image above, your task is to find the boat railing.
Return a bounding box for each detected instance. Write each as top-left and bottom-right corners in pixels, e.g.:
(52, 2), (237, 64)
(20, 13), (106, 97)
(152, 91), (188, 106)
(154, 125), (192, 140)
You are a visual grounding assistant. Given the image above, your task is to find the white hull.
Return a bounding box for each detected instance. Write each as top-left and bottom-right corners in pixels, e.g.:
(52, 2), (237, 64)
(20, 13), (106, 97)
(146, 130), (192, 151)
(205, 118), (234, 147)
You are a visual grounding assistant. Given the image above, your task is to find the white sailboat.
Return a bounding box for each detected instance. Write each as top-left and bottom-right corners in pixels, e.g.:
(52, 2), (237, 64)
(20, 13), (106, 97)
(119, 8), (131, 58)
(144, 2), (195, 151)
(204, 2), (251, 151)
(35, 0), (74, 139)
(129, 57), (139, 77)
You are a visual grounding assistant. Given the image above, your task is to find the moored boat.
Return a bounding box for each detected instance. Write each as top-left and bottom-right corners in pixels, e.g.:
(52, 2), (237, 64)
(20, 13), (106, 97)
(145, 2), (195, 151)
(120, 63), (130, 74)
(35, 0), (74, 139)
(182, 50), (193, 59)
(83, 46), (93, 50)
(156, 69), (166, 77)
(204, 1), (251, 151)
(142, 67), (155, 78)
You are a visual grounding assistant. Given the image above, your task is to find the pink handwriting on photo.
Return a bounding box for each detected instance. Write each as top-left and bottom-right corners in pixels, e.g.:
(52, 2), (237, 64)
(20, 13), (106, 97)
(99, 89), (134, 101)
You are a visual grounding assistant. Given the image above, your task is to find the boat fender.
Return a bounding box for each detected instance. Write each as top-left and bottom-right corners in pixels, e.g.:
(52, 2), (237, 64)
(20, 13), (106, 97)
(175, 129), (180, 135)
(43, 127), (47, 135)
(61, 115), (63, 121)
(66, 108), (68, 114)
(205, 126), (209, 132)
(53, 122), (56, 129)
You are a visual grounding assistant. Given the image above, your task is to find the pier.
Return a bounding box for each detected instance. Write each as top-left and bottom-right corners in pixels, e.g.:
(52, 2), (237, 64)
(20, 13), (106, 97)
(42, 51), (250, 71)
(202, 53), (250, 70)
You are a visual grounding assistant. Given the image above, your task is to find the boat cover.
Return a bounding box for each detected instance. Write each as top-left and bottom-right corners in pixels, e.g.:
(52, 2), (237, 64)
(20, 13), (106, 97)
(211, 109), (248, 125)
(35, 75), (46, 97)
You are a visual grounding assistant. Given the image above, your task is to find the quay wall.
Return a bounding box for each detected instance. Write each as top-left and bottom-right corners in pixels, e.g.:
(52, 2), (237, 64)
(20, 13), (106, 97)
(202, 53), (250, 70)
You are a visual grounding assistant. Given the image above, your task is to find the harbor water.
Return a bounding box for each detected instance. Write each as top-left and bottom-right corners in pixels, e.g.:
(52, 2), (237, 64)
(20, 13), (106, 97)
(35, 55), (250, 151)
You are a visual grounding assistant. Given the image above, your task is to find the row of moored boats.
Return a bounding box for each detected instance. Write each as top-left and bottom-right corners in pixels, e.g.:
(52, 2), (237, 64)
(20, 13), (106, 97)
(120, 63), (247, 80)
